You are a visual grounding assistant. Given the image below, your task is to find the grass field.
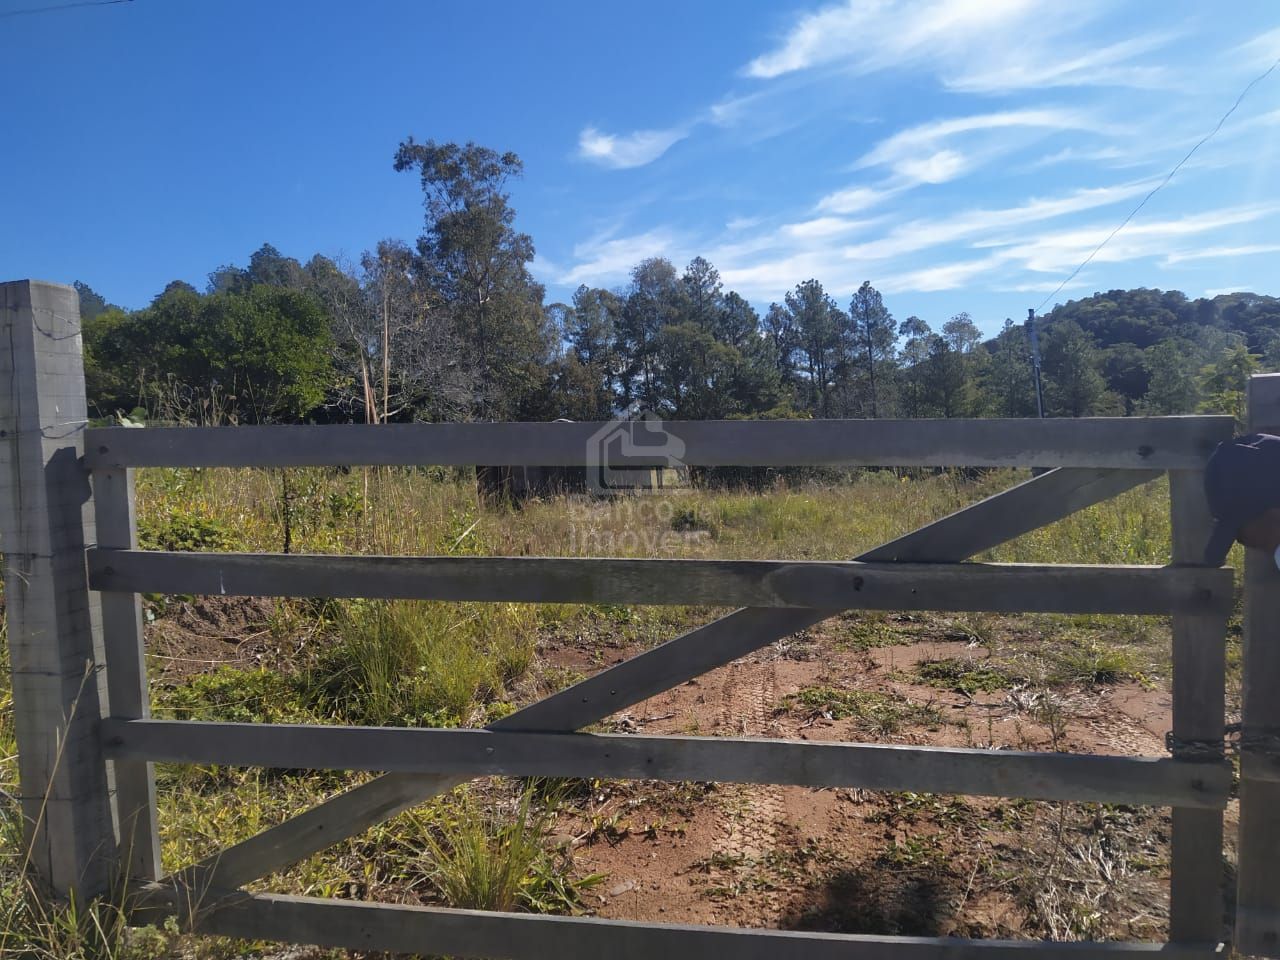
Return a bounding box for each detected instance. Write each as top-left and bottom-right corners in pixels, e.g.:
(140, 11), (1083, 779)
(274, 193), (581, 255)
(0, 466), (1245, 957)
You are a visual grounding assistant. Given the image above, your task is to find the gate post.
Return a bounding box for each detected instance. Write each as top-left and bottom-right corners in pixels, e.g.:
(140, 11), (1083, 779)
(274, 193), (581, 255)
(0, 280), (116, 900)
(1237, 373), (1280, 955)
(1168, 469), (1227, 943)
(94, 466), (161, 884)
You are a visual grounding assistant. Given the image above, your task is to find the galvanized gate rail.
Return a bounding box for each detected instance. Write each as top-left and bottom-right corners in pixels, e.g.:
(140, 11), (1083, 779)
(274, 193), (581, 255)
(1, 279), (1246, 958)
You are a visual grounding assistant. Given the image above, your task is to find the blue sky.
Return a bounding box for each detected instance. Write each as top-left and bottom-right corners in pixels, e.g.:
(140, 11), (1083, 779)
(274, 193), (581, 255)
(3, 0), (1279, 334)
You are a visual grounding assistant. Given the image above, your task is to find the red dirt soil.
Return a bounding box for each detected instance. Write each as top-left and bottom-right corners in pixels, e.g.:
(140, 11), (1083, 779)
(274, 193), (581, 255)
(148, 598), (1238, 945)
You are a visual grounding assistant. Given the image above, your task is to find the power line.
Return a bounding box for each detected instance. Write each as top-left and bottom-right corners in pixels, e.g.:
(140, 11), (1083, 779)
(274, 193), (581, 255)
(0, 0), (132, 20)
(1035, 54), (1280, 314)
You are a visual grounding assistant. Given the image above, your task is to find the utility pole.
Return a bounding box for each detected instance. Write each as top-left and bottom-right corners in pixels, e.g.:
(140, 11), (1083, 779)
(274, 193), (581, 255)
(1027, 308), (1046, 419)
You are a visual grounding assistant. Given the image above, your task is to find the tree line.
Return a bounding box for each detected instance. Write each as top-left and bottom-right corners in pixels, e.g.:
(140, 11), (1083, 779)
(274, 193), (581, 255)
(78, 139), (1280, 428)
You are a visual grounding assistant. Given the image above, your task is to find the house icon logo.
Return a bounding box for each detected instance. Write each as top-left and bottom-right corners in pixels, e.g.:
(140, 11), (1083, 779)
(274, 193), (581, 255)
(585, 408), (687, 495)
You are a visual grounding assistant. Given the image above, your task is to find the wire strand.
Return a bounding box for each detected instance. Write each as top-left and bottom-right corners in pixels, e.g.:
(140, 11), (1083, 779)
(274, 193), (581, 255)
(0, 0), (132, 20)
(1035, 55), (1280, 314)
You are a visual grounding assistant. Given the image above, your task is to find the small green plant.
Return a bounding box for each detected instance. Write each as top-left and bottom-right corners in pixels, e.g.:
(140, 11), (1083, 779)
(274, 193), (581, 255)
(880, 833), (943, 868)
(866, 791), (973, 826)
(0, 872), (175, 960)
(834, 612), (908, 650)
(440, 506), (487, 555)
(418, 787), (604, 914)
(541, 665), (588, 693)
(326, 486), (364, 526)
(916, 657), (1018, 694)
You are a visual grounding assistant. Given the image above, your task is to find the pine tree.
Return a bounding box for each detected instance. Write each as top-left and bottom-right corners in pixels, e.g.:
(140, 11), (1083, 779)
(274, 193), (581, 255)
(897, 315), (932, 418)
(848, 282), (897, 418)
(1142, 339), (1200, 414)
(1042, 320), (1106, 417)
(985, 318), (1037, 417)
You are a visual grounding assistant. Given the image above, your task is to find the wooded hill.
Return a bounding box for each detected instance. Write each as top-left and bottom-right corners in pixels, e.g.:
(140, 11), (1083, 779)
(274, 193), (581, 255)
(75, 140), (1278, 429)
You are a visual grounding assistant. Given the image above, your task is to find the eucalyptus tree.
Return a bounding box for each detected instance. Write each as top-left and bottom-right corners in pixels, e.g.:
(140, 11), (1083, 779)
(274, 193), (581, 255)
(394, 138), (552, 419)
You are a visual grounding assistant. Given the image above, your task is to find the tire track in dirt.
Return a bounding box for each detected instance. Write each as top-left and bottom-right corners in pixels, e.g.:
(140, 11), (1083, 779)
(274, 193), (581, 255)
(714, 656), (785, 877)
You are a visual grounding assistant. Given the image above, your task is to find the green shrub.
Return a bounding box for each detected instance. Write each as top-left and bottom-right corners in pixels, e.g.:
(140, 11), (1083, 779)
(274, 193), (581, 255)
(439, 506), (488, 555)
(138, 506), (237, 552)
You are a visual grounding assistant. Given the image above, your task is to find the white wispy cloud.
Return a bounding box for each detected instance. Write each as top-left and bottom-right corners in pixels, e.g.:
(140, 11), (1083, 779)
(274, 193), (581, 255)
(875, 204), (1280, 293)
(556, 6), (1275, 306)
(1236, 27), (1280, 68)
(743, 0), (1172, 94)
(745, 0), (1044, 81)
(856, 108), (1095, 186)
(708, 93), (763, 127)
(842, 179), (1153, 262)
(858, 205), (1280, 294)
(860, 110), (1090, 164)
(816, 184), (903, 214)
(698, 181), (1139, 298)
(556, 179), (1161, 299)
(1025, 145), (1134, 170)
(813, 110), (1089, 218)
(989, 204), (1280, 274)
(1163, 244), (1280, 266)
(717, 250), (857, 300)
(1205, 285), (1261, 297)
(578, 126), (688, 169)
(996, 279), (1094, 294)
(558, 228), (684, 286)
(574, 4), (1165, 178)
(877, 254), (1010, 293)
(950, 34), (1175, 93)
(781, 216), (877, 239)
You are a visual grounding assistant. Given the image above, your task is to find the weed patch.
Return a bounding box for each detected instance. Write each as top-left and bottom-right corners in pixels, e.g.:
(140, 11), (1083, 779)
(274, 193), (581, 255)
(782, 686), (945, 735)
(866, 792), (975, 827)
(915, 657), (1019, 694)
(416, 787), (604, 914)
(305, 599), (536, 727)
(1045, 640), (1139, 686)
(156, 666), (313, 724)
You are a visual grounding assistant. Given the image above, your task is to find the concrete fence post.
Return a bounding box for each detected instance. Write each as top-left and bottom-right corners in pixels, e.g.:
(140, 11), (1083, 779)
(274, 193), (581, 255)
(0, 279), (116, 901)
(1237, 372), (1280, 954)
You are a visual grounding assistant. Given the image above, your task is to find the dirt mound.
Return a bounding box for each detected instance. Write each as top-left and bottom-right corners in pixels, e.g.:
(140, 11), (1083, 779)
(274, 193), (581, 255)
(146, 595), (279, 681)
